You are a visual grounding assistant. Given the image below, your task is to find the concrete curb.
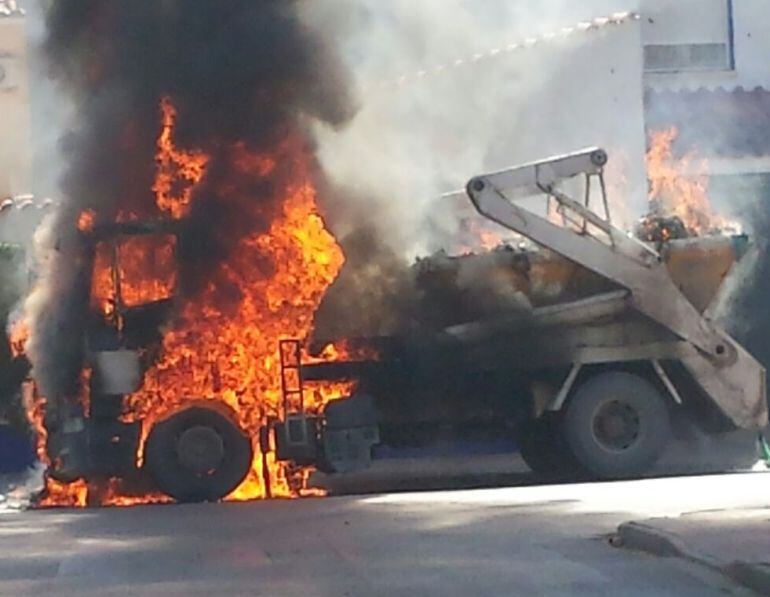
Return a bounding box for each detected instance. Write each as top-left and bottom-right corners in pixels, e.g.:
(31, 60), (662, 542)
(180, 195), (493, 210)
(615, 521), (770, 596)
(725, 562), (770, 596)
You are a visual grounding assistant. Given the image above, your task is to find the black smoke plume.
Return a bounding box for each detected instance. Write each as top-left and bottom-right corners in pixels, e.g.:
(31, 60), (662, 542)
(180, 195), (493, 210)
(29, 1), (353, 416)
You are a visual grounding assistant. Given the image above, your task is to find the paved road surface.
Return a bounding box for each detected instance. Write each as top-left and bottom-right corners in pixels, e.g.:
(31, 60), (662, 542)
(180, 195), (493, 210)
(0, 472), (767, 596)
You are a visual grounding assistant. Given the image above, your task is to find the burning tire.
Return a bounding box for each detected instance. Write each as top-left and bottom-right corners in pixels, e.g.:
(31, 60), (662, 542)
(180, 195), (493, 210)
(517, 413), (584, 479)
(564, 371), (670, 478)
(145, 404), (253, 503)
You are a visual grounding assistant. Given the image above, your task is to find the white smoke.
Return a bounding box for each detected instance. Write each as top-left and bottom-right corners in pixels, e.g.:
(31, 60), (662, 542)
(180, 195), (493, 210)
(17, 0), (72, 202)
(305, 0), (646, 258)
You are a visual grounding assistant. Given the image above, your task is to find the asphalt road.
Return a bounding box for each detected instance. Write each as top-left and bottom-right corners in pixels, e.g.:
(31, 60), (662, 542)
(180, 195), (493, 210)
(0, 472), (766, 596)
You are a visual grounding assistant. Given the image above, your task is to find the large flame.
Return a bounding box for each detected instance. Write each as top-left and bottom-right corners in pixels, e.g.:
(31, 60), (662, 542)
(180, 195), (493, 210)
(153, 97), (210, 220)
(33, 97), (355, 506)
(127, 149), (350, 499)
(646, 127), (727, 234)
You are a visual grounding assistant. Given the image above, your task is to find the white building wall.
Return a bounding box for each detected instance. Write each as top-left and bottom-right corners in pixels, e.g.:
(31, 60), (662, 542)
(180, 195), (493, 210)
(730, 0), (770, 89)
(643, 0), (770, 90)
(643, 0), (730, 45)
(0, 12), (31, 198)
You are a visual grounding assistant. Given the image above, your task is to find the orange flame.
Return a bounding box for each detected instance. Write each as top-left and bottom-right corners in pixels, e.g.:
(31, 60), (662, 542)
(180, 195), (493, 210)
(77, 209), (96, 233)
(127, 156), (349, 499)
(90, 234), (177, 316)
(24, 374), (92, 508)
(125, 98), (352, 503)
(309, 340), (379, 363)
(454, 218), (508, 255)
(39, 479), (89, 508)
(646, 127), (726, 234)
(153, 97), (209, 219)
(9, 318), (28, 359)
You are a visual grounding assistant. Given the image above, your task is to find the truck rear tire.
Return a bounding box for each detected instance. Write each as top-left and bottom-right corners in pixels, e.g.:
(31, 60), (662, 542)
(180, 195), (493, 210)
(145, 405), (253, 503)
(517, 413), (585, 478)
(564, 371), (670, 478)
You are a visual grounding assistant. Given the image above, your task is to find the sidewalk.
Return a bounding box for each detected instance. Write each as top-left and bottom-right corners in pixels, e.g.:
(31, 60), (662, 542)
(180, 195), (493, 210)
(616, 506), (770, 595)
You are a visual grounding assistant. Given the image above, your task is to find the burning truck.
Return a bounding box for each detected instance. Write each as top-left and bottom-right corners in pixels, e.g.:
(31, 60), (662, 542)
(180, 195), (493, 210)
(34, 146), (767, 504)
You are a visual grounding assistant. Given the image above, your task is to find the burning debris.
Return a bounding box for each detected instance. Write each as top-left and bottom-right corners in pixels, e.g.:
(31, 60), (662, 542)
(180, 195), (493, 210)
(22, 1), (358, 505)
(633, 127), (745, 248)
(642, 127), (732, 240)
(635, 214), (690, 244)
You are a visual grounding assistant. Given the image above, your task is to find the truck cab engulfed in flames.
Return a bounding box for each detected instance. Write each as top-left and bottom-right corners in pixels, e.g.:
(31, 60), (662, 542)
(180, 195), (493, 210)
(46, 222), (179, 484)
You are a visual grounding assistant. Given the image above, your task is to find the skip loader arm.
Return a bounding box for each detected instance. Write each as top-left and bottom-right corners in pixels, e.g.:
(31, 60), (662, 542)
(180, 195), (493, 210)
(465, 148), (767, 429)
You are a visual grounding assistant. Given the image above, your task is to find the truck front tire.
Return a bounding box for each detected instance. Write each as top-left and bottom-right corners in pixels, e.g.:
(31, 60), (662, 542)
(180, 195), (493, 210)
(145, 404), (253, 503)
(517, 413), (584, 478)
(564, 371), (670, 478)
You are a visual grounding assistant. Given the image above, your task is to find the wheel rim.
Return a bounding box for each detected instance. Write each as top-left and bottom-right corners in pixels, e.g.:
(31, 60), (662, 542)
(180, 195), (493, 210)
(175, 425), (225, 475)
(591, 399), (641, 451)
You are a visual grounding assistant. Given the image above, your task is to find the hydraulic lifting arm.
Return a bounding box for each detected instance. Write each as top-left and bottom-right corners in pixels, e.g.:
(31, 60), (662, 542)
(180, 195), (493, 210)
(465, 148), (767, 429)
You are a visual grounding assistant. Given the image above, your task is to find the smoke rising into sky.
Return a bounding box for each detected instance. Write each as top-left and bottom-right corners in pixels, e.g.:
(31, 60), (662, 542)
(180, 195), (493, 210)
(28, 0), (354, 406)
(306, 0), (645, 257)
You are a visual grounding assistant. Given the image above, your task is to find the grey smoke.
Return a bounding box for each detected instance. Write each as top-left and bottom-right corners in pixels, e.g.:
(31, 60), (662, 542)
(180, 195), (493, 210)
(23, 0), (72, 202)
(307, 0), (644, 259)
